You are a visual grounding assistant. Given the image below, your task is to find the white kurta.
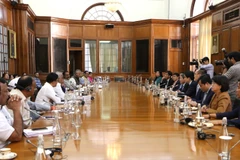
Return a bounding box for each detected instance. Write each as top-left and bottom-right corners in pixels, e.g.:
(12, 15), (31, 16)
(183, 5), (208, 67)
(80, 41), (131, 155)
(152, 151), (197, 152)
(54, 83), (65, 100)
(0, 106), (14, 148)
(9, 89), (32, 127)
(35, 82), (61, 109)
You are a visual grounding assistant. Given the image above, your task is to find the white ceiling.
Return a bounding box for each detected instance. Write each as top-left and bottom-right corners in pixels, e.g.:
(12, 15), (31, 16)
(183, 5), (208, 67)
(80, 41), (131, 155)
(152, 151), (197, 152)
(22, 0), (226, 21)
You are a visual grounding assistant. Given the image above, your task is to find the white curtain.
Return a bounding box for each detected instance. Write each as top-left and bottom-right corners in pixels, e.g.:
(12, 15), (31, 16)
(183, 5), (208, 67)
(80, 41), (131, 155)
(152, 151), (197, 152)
(198, 16), (212, 61)
(99, 41), (118, 73)
(89, 43), (96, 72)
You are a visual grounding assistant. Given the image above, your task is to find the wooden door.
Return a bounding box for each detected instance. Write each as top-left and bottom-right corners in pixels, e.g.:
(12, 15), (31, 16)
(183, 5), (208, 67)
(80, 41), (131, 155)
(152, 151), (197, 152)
(69, 50), (82, 76)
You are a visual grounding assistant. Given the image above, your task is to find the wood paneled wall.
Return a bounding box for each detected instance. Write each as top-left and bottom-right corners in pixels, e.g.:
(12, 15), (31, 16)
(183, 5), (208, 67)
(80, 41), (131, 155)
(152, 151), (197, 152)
(0, 1), (37, 76)
(1, 0), (240, 78)
(0, 1), (185, 78)
(33, 19), (183, 79)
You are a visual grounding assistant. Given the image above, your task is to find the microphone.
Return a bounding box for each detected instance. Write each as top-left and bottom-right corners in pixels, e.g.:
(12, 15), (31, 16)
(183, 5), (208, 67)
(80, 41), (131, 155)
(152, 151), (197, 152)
(26, 139), (37, 148)
(26, 139), (62, 157)
(24, 107), (71, 142)
(24, 107), (47, 120)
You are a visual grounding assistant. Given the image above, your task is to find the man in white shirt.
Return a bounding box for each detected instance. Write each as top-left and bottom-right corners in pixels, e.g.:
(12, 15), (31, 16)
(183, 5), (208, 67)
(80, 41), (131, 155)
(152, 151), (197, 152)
(199, 57), (214, 78)
(63, 71), (74, 90)
(69, 69), (83, 89)
(54, 71), (65, 100)
(35, 72), (61, 109)
(0, 78), (23, 148)
(8, 76), (20, 89)
(9, 76), (36, 128)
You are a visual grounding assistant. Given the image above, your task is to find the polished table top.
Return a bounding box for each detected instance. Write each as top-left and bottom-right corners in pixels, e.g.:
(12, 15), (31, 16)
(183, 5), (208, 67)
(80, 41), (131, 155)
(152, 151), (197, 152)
(8, 82), (240, 160)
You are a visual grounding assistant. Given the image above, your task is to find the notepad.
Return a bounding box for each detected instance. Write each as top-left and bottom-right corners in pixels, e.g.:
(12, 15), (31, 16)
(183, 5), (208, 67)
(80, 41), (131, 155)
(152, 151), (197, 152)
(24, 126), (53, 138)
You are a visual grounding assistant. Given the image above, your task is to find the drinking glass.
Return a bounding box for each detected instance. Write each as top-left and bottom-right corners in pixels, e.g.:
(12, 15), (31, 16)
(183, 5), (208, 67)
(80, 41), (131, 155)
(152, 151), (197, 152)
(219, 136), (232, 160)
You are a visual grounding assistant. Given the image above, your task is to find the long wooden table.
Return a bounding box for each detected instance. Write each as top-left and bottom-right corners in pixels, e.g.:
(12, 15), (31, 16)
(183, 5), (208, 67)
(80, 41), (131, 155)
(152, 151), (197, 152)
(8, 82), (240, 159)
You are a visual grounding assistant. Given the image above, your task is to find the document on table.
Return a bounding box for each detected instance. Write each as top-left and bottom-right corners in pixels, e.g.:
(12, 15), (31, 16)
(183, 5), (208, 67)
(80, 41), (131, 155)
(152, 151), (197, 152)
(23, 126), (53, 138)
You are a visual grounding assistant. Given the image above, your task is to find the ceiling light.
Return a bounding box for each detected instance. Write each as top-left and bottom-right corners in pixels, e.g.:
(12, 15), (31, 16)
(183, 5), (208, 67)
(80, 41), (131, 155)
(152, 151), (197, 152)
(104, 0), (121, 12)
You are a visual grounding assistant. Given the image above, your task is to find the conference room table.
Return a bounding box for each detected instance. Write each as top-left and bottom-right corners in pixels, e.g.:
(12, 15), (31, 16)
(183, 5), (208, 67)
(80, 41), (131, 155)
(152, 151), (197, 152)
(7, 82), (240, 160)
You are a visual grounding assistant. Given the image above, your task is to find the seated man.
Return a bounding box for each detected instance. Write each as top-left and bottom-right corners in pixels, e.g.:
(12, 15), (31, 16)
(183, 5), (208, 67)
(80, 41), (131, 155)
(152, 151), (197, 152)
(0, 78), (23, 148)
(178, 73), (189, 93)
(160, 71), (173, 88)
(194, 68), (207, 98)
(82, 71), (89, 85)
(178, 71), (197, 98)
(172, 73), (180, 91)
(34, 72), (42, 91)
(153, 71), (162, 86)
(35, 72), (61, 110)
(63, 71), (74, 91)
(54, 71), (65, 99)
(69, 69), (83, 89)
(8, 75), (20, 89)
(9, 76), (36, 128)
(188, 74), (214, 106)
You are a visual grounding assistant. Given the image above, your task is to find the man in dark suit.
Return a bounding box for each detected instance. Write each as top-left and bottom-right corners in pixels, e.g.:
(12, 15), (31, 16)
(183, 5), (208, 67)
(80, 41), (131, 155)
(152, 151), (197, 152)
(189, 74), (214, 106)
(160, 71), (174, 88)
(194, 68), (207, 97)
(172, 73), (180, 91)
(183, 71), (197, 98)
(178, 73), (189, 93)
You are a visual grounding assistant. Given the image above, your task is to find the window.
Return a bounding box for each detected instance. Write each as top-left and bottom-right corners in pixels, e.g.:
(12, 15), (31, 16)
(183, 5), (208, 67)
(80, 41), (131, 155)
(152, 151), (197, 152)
(85, 40), (96, 72)
(99, 40), (118, 73)
(53, 38), (67, 72)
(70, 39), (82, 48)
(136, 40), (149, 72)
(81, 3), (124, 21)
(154, 40), (168, 72)
(171, 40), (182, 48)
(0, 25), (8, 76)
(121, 41), (132, 72)
(35, 38), (49, 72)
(191, 0), (207, 17)
(190, 22), (199, 71)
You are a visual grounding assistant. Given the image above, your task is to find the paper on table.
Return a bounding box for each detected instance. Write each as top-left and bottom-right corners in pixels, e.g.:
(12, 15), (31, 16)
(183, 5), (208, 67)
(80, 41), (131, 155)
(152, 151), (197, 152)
(24, 126), (53, 138)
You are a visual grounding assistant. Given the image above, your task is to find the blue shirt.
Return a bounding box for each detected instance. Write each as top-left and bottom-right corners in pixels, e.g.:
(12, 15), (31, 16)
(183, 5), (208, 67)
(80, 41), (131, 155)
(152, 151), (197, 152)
(34, 77), (42, 89)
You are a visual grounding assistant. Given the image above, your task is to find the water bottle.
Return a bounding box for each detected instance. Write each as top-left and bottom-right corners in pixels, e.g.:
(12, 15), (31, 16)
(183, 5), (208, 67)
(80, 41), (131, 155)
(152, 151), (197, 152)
(73, 101), (82, 127)
(188, 104), (192, 116)
(53, 110), (62, 149)
(174, 98), (180, 123)
(35, 134), (48, 160)
(221, 117), (228, 136)
(196, 103), (202, 118)
(160, 92), (165, 105)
